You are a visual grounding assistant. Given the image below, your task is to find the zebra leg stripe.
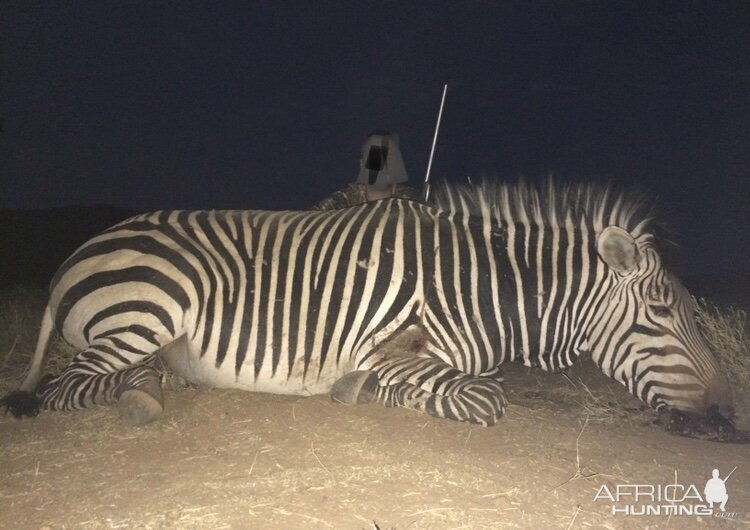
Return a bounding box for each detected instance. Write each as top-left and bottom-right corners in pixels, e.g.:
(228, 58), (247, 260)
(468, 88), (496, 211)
(357, 356), (508, 426)
(33, 339), (164, 425)
(37, 364), (162, 410)
(25, 322), (172, 423)
(374, 376), (507, 426)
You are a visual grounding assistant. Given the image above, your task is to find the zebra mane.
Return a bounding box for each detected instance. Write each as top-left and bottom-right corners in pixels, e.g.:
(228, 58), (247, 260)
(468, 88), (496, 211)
(430, 179), (656, 238)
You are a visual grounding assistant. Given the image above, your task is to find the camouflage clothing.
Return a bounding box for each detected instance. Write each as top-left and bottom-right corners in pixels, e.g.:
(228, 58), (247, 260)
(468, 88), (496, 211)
(312, 183), (422, 211)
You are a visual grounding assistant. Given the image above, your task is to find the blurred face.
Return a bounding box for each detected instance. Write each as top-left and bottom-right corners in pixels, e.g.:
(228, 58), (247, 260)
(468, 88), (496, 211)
(365, 184), (395, 201)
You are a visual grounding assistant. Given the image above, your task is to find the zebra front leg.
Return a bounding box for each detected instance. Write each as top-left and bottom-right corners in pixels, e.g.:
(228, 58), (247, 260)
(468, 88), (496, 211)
(331, 371), (380, 405)
(332, 357), (508, 426)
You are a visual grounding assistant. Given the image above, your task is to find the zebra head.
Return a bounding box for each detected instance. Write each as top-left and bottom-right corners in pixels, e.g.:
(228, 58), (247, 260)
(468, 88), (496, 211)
(590, 225), (734, 422)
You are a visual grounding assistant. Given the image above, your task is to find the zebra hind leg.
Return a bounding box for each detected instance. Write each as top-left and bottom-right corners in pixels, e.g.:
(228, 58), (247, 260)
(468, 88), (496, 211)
(2, 366), (164, 426)
(27, 339), (168, 426)
(333, 357), (508, 426)
(35, 363), (164, 426)
(115, 367), (164, 426)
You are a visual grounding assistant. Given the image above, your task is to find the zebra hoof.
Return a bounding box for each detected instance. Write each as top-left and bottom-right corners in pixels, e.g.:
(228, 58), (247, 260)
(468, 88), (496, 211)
(331, 371), (379, 405)
(117, 388), (163, 426)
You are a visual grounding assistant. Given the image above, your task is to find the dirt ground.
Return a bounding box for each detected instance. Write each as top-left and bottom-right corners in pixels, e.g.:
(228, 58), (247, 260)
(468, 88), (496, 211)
(2, 352), (748, 530)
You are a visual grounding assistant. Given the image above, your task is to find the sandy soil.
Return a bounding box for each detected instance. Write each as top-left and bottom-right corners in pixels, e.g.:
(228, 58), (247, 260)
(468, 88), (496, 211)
(2, 354), (748, 530)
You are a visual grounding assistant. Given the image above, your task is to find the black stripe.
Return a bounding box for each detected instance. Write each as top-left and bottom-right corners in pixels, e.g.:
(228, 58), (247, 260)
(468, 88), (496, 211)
(57, 266), (189, 332)
(629, 323), (669, 338)
(84, 301), (176, 341)
(86, 344), (132, 368)
(93, 325), (161, 347)
(175, 211), (217, 354)
(233, 213), (256, 377)
(201, 212), (242, 369)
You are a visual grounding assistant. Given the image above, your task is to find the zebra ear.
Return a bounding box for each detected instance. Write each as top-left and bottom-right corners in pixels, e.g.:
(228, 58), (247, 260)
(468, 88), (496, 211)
(597, 226), (639, 273)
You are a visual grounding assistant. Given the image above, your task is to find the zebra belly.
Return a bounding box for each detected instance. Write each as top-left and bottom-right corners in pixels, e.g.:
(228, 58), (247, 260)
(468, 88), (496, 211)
(159, 337), (348, 396)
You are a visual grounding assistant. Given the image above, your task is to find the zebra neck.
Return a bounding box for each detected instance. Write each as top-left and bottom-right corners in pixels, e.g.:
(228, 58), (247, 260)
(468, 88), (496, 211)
(485, 219), (599, 372)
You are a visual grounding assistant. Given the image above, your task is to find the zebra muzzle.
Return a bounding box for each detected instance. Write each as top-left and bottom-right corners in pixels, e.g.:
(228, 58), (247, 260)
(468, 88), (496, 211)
(657, 407), (750, 444)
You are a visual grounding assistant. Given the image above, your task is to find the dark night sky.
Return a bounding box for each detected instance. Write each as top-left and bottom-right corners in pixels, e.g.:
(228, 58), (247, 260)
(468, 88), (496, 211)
(1, 1), (749, 276)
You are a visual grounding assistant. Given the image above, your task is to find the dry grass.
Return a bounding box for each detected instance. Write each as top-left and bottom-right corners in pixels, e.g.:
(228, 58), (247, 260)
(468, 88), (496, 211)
(692, 297), (750, 390)
(0, 285), (76, 388)
(0, 285), (46, 369)
(552, 371), (648, 424)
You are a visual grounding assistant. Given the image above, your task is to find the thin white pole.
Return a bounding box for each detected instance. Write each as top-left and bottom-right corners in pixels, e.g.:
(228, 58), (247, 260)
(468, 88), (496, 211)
(723, 466), (737, 482)
(422, 84), (447, 202)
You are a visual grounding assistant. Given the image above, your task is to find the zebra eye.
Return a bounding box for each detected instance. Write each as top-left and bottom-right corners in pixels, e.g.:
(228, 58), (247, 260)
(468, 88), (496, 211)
(649, 304), (671, 318)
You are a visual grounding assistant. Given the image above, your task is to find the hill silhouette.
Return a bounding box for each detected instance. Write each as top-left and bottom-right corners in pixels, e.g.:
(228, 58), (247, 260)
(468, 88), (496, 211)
(0, 205), (135, 288)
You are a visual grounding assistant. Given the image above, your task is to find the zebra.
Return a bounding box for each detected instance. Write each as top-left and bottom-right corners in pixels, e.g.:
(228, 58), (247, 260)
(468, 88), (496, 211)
(1, 180), (738, 439)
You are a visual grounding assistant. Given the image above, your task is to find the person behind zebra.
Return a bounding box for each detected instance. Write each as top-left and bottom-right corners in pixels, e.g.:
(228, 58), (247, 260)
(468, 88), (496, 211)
(313, 131), (421, 210)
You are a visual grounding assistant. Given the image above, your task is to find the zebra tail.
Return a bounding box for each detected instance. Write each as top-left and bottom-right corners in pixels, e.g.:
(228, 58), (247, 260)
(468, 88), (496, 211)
(0, 304), (54, 418)
(21, 304), (55, 392)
